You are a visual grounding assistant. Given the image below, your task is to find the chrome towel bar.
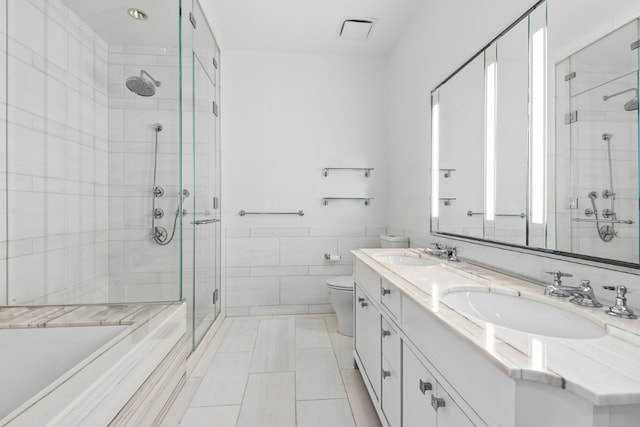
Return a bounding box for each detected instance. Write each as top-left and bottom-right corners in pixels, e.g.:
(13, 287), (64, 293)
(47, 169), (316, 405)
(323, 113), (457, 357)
(239, 210), (304, 216)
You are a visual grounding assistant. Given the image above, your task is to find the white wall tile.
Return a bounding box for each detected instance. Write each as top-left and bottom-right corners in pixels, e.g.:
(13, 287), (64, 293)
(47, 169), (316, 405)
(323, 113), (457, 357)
(280, 276), (330, 305)
(226, 237), (280, 267)
(226, 277), (279, 307)
(280, 237), (337, 266)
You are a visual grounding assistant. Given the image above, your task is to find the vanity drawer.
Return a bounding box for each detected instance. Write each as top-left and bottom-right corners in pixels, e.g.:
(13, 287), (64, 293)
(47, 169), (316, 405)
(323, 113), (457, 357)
(354, 259), (381, 302)
(380, 278), (401, 320)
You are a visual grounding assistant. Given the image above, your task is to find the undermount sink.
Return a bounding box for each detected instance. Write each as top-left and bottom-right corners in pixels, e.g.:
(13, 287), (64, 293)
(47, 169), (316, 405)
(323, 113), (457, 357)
(441, 290), (605, 339)
(373, 255), (436, 266)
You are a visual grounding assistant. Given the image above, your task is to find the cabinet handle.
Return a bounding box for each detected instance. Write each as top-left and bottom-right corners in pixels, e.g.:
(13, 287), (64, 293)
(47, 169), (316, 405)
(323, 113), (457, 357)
(360, 300), (368, 308)
(381, 328), (391, 337)
(381, 287), (391, 296)
(382, 370), (391, 379)
(357, 297), (365, 303)
(419, 379), (432, 394)
(431, 395), (446, 411)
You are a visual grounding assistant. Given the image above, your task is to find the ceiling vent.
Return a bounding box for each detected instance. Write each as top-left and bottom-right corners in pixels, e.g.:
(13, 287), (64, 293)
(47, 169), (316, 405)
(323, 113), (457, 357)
(339, 19), (375, 41)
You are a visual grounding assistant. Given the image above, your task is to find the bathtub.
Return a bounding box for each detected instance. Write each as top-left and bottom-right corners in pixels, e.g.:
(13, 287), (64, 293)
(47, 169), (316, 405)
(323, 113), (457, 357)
(0, 303), (186, 426)
(0, 325), (128, 419)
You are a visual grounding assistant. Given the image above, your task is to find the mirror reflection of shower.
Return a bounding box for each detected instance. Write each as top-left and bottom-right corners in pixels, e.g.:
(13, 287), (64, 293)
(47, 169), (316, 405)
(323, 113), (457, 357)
(150, 123), (186, 245)
(602, 88), (639, 111)
(585, 133), (618, 242)
(126, 70), (161, 97)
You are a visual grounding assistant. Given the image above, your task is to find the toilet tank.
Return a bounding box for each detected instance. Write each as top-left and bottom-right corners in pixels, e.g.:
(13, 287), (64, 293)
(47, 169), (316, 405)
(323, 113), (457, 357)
(380, 234), (409, 248)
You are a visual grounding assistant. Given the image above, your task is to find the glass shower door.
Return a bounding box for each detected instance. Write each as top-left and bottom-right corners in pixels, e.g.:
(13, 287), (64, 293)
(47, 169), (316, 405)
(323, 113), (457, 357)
(188, 0), (221, 349)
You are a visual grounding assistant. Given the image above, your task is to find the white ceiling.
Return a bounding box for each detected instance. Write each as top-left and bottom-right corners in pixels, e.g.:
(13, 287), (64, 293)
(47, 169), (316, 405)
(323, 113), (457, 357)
(201, 0), (424, 55)
(62, 0), (179, 47)
(63, 0), (424, 56)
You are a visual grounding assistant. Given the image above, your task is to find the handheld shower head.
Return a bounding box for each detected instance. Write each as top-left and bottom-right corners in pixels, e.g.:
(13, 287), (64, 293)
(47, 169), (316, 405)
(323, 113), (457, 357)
(126, 70), (161, 97)
(588, 191), (599, 200)
(602, 133), (613, 141)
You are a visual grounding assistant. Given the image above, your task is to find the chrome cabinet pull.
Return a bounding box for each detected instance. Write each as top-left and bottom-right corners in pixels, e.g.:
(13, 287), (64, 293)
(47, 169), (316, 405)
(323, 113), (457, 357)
(419, 379), (432, 394)
(381, 328), (391, 337)
(431, 395), (445, 411)
(381, 287), (391, 296)
(357, 297), (365, 303)
(382, 370), (391, 379)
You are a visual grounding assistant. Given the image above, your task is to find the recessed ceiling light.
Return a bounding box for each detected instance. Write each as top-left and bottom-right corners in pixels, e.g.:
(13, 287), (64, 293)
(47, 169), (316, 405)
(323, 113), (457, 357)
(339, 19), (376, 41)
(128, 8), (148, 21)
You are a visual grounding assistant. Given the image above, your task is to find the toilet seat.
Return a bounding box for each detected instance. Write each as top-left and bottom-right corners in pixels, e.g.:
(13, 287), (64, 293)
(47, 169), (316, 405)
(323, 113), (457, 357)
(326, 276), (354, 291)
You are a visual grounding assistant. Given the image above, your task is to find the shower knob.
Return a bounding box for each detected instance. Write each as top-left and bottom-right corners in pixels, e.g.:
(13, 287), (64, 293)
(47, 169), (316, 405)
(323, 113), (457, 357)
(153, 208), (164, 219)
(602, 209), (614, 219)
(584, 208), (594, 217)
(153, 186), (165, 197)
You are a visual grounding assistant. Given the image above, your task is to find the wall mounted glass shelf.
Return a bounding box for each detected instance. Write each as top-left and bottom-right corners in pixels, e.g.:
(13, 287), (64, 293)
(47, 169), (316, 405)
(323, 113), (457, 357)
(322, 168), (374, 177)
(322, 197), (373, 206)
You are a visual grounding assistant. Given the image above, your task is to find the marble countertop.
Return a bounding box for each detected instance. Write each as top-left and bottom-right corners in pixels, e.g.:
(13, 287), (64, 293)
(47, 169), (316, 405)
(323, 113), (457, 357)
(353, 248), (640, 406)
(0, 303), (179, 329)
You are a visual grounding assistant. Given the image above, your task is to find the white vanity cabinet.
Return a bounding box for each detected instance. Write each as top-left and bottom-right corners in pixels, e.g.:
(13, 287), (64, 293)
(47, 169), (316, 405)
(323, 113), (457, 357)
(354, 257), (486, 427)
(381, 317), (401, 427)
(354, 284), (381, 402)
(402, 342), (474, 427)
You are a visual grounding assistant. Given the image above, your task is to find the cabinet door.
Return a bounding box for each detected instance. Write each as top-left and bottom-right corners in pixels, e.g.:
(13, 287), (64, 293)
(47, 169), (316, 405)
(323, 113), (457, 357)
(402, 343), (437, 427)
(381, 318), (401, 427)
(354, 285), (381, 401)
(435, 385), (475, 427)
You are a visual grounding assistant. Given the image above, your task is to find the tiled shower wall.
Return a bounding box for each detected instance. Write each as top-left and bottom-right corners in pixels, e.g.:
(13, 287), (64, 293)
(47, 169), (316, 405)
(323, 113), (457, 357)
(225, 226), (384, 316)
(107, 45), (182, 302)
(3, 1), (110, 304)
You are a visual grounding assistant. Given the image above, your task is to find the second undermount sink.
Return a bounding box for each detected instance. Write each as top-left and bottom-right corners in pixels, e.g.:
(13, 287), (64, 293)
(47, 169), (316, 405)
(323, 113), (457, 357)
(441, 290), (605, 339)
(373, 255), (437, 266)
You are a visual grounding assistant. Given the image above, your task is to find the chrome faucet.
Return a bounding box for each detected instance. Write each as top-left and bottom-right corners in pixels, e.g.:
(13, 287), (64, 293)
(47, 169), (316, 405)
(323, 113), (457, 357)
(424, 243), (458, 262)
(544, 272), (602, 307)
(544, 271), (574, 297)
(602, 285), (637, 319)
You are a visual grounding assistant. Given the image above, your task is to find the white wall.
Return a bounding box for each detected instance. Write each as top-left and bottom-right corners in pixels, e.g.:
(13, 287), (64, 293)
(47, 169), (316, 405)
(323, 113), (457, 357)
(388, 0), (640, 309)
(222, 50), (389, 315)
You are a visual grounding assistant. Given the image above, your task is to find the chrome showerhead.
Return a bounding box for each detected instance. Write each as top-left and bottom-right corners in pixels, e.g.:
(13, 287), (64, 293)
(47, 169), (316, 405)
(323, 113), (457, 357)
(602, 88), (638, 111)
(588, 191), (599, 200)
(602, 133), (613, 141)
(624, 97), (639, 111)
(126, 70), (161, 97)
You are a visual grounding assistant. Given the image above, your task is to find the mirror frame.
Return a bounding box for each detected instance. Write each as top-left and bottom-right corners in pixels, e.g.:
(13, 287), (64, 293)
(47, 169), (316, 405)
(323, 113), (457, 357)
(429, 0), (640, 271)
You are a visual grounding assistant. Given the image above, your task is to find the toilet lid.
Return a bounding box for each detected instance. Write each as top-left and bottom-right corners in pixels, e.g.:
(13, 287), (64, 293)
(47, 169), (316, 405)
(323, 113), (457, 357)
(326, 275), (354, 290)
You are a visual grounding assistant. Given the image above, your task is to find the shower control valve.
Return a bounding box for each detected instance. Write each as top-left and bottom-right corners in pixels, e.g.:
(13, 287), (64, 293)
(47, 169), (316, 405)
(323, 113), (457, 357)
(602, 208), (615, 219)
(153, 208), (164, 219)
(602, 189), (615, 199)
(584, 208), (594, 217)
(153, 186), (164, 197)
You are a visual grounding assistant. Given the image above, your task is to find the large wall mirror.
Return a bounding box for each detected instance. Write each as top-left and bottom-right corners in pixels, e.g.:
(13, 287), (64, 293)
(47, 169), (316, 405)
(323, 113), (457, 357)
(431, 0), (640, 268)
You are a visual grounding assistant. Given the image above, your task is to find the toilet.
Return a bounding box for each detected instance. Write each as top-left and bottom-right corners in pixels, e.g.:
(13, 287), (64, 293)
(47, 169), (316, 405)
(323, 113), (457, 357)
(326, 276), (355, 336)
(326, 235), (410, 337)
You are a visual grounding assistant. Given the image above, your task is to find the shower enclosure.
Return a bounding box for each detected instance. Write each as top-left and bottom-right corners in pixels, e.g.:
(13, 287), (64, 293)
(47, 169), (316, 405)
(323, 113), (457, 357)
(0, 0), (221, 351)
(556, 18), (639, 263)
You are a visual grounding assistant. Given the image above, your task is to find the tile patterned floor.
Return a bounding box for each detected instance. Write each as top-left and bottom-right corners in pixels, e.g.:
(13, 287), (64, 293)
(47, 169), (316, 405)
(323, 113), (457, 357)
(161, 315), (381, 427)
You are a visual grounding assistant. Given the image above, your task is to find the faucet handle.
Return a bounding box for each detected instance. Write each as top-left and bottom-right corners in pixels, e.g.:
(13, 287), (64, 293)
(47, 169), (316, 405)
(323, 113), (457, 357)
(602, 285), (637, 319)
(545, 270), (573, 279)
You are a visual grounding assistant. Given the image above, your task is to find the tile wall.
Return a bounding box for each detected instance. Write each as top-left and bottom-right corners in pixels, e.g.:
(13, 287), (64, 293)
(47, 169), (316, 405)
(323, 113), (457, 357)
(3, 0), (110, 304)
(225, 226), (384, 316)
(107, 44), (182, 302)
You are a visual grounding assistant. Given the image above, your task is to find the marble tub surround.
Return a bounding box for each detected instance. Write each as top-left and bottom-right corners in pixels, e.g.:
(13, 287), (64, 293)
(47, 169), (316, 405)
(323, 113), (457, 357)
(1, 302), (186, 426)
(354, 248), (640, 407)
